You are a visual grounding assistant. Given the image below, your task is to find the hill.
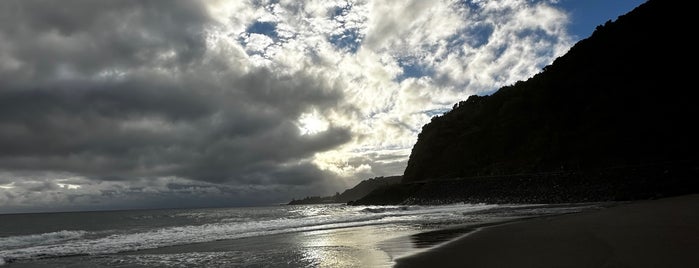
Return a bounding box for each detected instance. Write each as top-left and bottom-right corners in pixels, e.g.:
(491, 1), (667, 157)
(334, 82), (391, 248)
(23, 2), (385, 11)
(288, 176), (401, 205)
(353, 0), (698, 205)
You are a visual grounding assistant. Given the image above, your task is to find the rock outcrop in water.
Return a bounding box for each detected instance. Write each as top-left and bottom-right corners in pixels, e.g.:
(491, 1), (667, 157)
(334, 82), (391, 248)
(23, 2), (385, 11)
(354, 0), (698, 205)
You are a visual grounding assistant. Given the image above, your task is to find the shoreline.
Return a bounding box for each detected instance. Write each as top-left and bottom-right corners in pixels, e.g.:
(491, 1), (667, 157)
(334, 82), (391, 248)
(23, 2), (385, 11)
(394, 194), (699, 268)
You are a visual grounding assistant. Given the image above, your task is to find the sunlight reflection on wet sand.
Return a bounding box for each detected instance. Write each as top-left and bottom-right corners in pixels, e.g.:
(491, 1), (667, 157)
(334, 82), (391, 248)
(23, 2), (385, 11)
(297, 225), (422, 267)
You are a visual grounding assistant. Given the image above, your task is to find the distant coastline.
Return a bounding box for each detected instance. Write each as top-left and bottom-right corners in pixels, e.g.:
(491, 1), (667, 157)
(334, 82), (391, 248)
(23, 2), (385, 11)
(295, 0), (699, 208)
(288, 175), (401, 205)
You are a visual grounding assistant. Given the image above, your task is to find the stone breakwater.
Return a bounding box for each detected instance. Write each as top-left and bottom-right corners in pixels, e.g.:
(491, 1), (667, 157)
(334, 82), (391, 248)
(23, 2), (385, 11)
(350, 162), (699, 205)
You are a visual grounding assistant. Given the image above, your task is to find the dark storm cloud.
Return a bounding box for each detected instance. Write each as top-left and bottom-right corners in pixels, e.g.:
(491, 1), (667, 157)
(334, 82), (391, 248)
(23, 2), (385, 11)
(0, 1), (352, 190)
(0, 1), (211, 84)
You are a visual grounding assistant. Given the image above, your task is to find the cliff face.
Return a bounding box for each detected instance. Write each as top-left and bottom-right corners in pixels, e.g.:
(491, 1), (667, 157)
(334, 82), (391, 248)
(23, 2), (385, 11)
(403, 0), (697, 183)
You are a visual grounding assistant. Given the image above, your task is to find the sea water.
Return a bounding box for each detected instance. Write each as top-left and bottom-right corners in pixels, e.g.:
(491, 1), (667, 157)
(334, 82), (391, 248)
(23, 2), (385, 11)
(0, 202), (603, 267)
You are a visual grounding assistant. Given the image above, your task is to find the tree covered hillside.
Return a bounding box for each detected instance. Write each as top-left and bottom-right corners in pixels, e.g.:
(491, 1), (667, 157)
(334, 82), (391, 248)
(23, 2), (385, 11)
(403, 0), (697, 182)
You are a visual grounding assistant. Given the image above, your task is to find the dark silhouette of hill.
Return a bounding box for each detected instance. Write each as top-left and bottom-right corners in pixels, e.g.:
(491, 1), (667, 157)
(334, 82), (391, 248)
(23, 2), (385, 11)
(353, 0), (698, 205)
(335, 175), (402, 202)
(288, 176), (401, 205)
(404, 0), (697, 181)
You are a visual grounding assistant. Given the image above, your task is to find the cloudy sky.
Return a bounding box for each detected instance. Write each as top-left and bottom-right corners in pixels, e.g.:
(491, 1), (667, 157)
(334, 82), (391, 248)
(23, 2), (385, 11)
(0, 0), (644, 213)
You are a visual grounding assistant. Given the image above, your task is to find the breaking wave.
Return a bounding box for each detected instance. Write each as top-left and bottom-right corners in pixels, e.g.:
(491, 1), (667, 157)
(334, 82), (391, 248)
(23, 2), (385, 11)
(0, 202), (596, 265)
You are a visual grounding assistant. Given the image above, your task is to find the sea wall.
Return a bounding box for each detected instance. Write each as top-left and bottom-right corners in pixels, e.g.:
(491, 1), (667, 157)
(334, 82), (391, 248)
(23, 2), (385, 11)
(351, 162), (699, 205)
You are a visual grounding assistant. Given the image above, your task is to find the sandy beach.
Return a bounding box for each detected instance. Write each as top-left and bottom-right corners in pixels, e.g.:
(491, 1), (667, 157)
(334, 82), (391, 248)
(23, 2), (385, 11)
(395, 194), (699, 268)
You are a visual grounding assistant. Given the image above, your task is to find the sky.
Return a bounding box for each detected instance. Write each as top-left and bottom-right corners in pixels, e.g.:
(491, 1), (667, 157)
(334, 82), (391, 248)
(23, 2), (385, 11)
(0, 0), (646, 213)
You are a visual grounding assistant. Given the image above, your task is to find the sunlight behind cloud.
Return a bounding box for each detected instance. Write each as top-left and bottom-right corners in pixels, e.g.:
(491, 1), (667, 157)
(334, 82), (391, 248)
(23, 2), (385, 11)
(209, 0), (572, 182)
(57, 183), (81, 190)
(297, 111), (330, 135)
(0, 0), (575, 210)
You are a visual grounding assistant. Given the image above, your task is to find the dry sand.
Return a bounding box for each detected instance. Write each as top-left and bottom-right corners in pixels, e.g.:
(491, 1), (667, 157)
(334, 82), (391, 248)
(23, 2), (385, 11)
(395, 194), (699, 268)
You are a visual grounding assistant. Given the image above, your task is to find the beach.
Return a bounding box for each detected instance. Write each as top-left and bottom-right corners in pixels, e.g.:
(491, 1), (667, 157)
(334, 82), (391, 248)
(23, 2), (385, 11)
(395, 194), (699, 268)
(1, 202), (600, 267)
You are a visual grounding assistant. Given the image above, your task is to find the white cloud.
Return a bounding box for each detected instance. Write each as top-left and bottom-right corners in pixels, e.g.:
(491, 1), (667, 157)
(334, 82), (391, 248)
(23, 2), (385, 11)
(0, 0), (573, 210)
(275, 0), (571, 182)
(163, 0), (573, 187)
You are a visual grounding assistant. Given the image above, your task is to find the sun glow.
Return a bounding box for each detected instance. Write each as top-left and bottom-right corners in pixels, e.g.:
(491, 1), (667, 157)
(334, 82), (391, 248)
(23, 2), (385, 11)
(57, 183), (81, 190)
(297, 111), (329, 135)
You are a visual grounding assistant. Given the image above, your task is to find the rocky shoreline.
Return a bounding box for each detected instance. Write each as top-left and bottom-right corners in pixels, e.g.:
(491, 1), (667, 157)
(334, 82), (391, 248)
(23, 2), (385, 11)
(350, 162), (698, 205)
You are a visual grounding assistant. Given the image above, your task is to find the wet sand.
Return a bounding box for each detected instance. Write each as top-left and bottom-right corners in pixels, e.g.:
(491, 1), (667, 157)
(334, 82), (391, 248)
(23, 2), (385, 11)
(395, 194), (699, 268)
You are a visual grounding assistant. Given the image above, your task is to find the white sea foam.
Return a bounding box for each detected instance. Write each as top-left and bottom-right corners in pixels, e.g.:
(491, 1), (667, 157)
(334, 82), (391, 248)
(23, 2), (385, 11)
(0, 203), (581, 264)
(0, 230), (88, 250)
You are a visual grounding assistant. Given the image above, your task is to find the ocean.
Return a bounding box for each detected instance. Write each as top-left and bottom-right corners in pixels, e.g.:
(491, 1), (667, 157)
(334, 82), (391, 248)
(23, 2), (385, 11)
(0, 202), (604, 267)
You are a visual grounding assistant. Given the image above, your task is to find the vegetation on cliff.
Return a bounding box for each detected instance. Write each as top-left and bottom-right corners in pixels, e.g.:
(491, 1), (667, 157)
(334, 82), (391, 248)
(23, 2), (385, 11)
(403, 0), (697, 183)
(352, 0), (697, 205)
